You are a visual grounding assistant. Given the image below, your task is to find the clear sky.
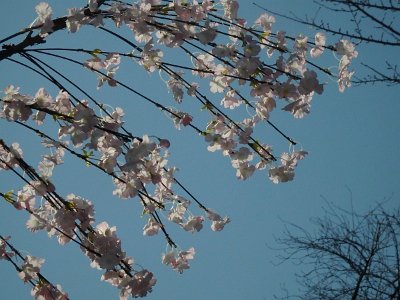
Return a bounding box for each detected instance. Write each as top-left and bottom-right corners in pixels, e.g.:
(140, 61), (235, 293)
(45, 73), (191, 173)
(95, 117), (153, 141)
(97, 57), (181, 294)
(1, 1), (399, 299)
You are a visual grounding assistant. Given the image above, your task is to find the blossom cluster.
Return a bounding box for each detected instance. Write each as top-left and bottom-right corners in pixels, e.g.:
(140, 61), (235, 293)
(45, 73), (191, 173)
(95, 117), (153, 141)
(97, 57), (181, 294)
(59, 0), (355, 183)
(10, 1), (358, 187)
(0, 84), (230, 297)
(0, 236), (68, 300)
(0, 141), (157, 298)
(1, 84), (229, 233)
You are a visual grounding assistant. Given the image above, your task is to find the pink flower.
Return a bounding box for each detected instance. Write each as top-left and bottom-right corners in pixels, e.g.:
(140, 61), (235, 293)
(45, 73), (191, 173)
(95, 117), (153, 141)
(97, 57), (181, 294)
(196, 22), (217, 44)
(140, 39), (163, 72)
(335, 40), (358, 59)
(1, 86), (33, 122)
(299, 70), (324, 95)
(118, 270), (156, 299)
(221, 0), (239, 20)
(162, 248), (196, 273)
(268, 166), (294, 184)
(282, 94), (312, 119)
(17, 185), (36, 210)
(0, 236), (14, 260)
(113, 174), (140, 199)
(35, 2), (52, 21)
(167, 75), (184, 103)
(256, 97), (276, 120)
(84, 57), (106, 71)
(337, 55), (354, 92)
(66, 8), (86, 33)
(31, 283), (68, 300)
(281, 151), (308, 168)
(221, 90), (242, 109)
(143, 219), (161, 236)
(84, 222), (125, 270)
(255, 13), (275, 33)
(310, 32), (326, 58)
(269, 150), (307, 183)
(53, 90), (72, 115)
(182, 216), (204, 233)
(34, 2), (54, 35)
(18, 255), (45, 282)
(207, 210), (230, 231)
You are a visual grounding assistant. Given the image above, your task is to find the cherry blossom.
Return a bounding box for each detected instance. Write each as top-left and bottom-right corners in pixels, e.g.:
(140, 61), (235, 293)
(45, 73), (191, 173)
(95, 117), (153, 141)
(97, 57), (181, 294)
(181, 216), (204, 233)
(162, 247), (195, 273)
(269, 151), (308, 183)
(0, 142), (23, 169)
(1, 85), (33, 122)
(298, 70), (324, 95)
(102, 269), (156, 299)
(196, 21), (217, 44)
(167, 74), (184, 103)
(33, 2), (54, 36)
(207, 210), (231, 231)
(16, 185), (36, 211)
(84, 53), (121, 88)
(282, 93), (313, 119)
(18, 255), (45, 283)
(140, 39), (163, 72)
(168, 200), (189, 224)
(0, 236), (13, 260)
(31, 283), (68, 300)
(84, 221), (125, 270)
(310, 32), (326, 58)
(221, 0), (239, 20)
(221, 90), (243, 109)
(256, 96), (276, 120)
(66, 8), (86, 33)
(0, 236), (68, 299)
(32, 88), (52, 124)
(337, 55), (355, 92)
(335, 40), (358, 59)
(143, 218), (162, 236)
(268, 165), (295, 184)
(118, 270), (156, 299)
(255, 13), (276, 34)
(53, 194), (95, 244)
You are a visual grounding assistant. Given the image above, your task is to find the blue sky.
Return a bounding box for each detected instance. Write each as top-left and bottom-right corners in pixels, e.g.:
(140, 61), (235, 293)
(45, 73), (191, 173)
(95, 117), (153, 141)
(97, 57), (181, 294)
(1, 1), (399, 299)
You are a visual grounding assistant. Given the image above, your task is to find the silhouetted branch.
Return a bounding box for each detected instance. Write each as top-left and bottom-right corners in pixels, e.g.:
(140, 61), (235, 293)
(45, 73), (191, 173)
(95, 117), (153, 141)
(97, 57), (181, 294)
(275, 202), (400, 299)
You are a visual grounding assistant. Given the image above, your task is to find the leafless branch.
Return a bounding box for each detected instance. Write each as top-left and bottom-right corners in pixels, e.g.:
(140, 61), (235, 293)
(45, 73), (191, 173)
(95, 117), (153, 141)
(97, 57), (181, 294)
(275, 202), (400, 299)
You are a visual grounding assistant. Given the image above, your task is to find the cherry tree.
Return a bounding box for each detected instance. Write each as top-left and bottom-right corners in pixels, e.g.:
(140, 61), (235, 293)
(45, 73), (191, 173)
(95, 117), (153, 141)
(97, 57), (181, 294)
(0, 0), (358, 298)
